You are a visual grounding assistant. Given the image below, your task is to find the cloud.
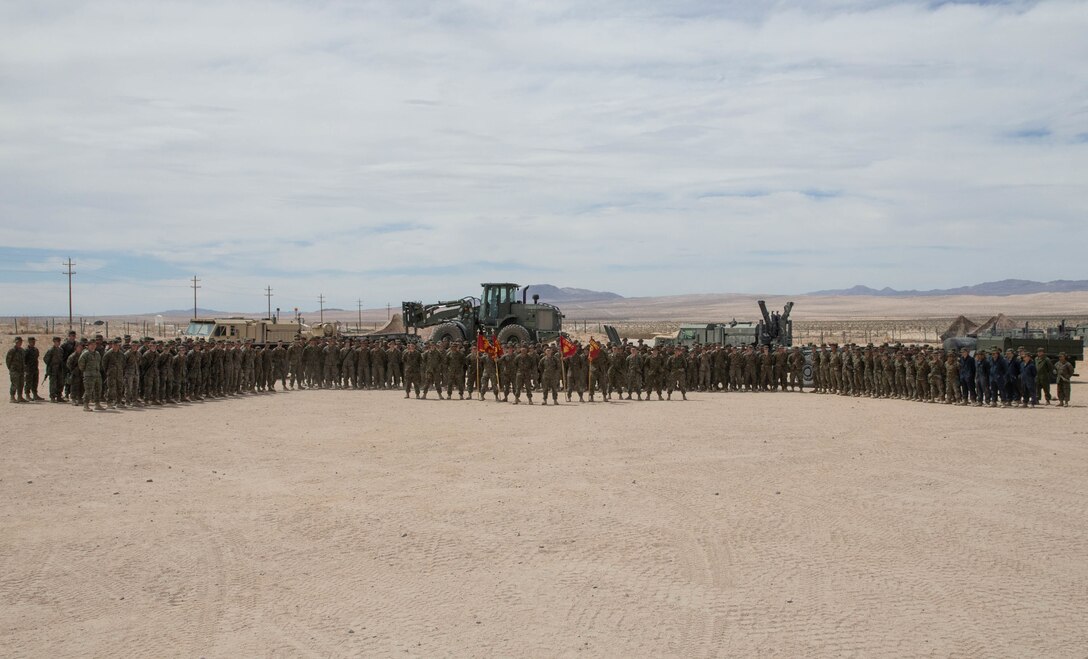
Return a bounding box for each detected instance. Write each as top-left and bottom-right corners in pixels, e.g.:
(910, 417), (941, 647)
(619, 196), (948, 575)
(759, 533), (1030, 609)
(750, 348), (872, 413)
(0, 0), (1086, 314)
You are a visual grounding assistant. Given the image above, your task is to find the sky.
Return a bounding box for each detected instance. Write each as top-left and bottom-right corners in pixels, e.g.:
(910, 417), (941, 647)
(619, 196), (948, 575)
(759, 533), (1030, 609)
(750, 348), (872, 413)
(1, 0), (1086, 315)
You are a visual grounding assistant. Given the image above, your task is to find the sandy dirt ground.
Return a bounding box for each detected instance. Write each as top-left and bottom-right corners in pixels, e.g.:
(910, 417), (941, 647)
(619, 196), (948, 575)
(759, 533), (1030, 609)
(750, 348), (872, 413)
(1, 367), (1086, 657)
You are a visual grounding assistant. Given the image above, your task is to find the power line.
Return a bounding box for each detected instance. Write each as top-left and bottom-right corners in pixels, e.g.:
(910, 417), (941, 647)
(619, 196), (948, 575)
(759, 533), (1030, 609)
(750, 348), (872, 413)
(357, 298), (363, 329)
(63, 258), (76, 331)
(318, 293), (326, 323)
(191, 275), (201, 320)
(265, 285), (274, 320)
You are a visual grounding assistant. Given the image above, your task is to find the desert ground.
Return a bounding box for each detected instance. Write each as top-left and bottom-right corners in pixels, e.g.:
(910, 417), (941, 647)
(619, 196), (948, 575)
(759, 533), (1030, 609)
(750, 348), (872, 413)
(1, 356), (1086, 657)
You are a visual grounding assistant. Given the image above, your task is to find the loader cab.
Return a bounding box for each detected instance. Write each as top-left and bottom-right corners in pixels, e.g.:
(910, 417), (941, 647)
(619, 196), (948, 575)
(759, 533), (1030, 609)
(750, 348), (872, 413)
(479, 283), (519, 323)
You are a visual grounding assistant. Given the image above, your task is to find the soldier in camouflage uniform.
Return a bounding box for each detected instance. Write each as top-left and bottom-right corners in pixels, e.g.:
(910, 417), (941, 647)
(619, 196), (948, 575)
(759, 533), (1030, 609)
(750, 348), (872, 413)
(512, 345), (535, 405)
(6, 336), (27, 403)
(78, 337), (105, 411)
(402, 341), (422, 398)
(102, 339), (124, 407)
(272, 341), (289, 391)
(446, 342), (466, 400)
(44, 337), (66, 402)
(606, 345), (626, 400)
(625, 345), (643, 400)
(539, 346), (562, 405)
(421, 342), (444, 399)
(1055, 352), (1073, 407)
(666, 346), (687, 400)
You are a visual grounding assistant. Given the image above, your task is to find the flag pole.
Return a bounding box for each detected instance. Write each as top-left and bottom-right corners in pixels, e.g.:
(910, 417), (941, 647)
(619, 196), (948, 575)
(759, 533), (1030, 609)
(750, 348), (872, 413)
(475, 332), (481, 394)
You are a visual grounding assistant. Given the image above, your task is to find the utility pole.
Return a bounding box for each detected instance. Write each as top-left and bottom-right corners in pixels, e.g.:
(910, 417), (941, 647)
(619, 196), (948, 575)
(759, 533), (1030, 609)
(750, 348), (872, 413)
(190, 275), (201, 320)
(62, 258), (76, 331)
(318, 294), (326, 323)
(357, 298), (363, 329)
(386, 302), (391, 319)
(265, 285), (273, 319)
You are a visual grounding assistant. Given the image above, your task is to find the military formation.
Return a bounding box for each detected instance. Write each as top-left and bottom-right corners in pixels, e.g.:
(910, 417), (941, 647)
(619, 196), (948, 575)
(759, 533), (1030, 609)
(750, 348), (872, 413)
(4, 332), (1076, 410)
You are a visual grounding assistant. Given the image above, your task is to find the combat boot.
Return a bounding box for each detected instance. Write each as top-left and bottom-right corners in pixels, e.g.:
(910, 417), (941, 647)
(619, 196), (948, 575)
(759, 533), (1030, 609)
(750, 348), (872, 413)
(513, 397), (520, 405)
(527, 396), (533, 405)
(566, 392), (571, 402)
(541, 399), (547, 406)
(9, 395), (15, 404)
(95, 401), (107, 411)
(83, 399), (92, 411)
(657, 393), (663, 400)
(578, 393), (584, 402)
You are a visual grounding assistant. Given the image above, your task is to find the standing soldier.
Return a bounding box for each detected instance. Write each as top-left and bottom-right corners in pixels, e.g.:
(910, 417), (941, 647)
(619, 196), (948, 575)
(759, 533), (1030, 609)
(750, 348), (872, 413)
(565, 344), (586, 402)
(387, 341), (403, 390)
(645, 346), (665, 401)
(103, 339), (125, 407)
(6, 337), (27, 403)
(944, 354), (961, 404)
(1034, 348), (1054, 405)
(125, 341), (142, 405)
(788, 347), (805, 392)
(1019, 353), (1038, 408)
(625, 345), (643, 400)
(176, 343), (190, 402)
(607, 345), (626, 401)
(666, 346), (687, 400)
(140, 341), (158, 404)
(480, 343), (501, 401)
(422, 342), (444, 399)
(1055, 353), (1073, 407)
(500, 345), (516, 402)
(445, 342), (466, 400)
(587, 341), (605, 402)
(158, 342), (175, 404)
(539, 346), (562, 405)
(67, 341), (85, 405)
(369, 341), (386, 390)
(402, 341), (423, 398)
(22, 337), (42, 401)
(972, 349), (988, 407)
(272, 341), (289, 391)
(513, 345), (535, 405)
(288, 339), (304, 389)
(44, 337), (66, 403)
(79, 337), (105, 411)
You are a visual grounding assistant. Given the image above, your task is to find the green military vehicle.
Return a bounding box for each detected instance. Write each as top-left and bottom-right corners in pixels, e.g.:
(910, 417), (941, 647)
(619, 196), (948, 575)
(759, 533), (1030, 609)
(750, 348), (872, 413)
(653, 301), (794, 349)
(402, 283), (564, 344)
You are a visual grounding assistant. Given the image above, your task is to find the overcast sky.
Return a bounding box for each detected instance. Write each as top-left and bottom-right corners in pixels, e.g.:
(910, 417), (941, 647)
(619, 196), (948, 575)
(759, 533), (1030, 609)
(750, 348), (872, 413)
(1, 0), (1086, 315)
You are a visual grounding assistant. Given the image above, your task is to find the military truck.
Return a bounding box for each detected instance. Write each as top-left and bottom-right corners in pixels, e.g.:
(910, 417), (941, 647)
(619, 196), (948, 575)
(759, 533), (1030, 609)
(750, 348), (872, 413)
(653, 301), (794, 348)
(401, 283), (564, 344)
(183, 317), (312, 344)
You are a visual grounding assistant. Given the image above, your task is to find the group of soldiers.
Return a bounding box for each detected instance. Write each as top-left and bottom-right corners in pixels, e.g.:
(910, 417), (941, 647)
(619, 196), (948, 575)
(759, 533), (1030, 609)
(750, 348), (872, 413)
(4, 331), (1076, 410)
(806, 343), (1075, 407)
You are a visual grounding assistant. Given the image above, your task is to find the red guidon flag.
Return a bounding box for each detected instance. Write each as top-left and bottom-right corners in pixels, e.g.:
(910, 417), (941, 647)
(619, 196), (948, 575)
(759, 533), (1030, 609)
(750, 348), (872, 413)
(587, 338), (602, 362)
(490, 335), (503, 359)
(558, 335), (577, 359)
(476, 334), (488, 353)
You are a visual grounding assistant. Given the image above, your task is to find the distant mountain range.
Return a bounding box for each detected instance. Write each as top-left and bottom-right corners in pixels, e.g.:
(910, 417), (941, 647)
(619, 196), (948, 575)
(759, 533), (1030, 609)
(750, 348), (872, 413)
(808, 279), (1088, 297)
(526, 284), (624, 303)
(156, 307), (230, 316)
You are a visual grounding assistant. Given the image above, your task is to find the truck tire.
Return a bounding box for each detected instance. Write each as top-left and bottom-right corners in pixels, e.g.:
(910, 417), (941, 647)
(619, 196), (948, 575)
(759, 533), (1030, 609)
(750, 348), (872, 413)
(498, 324), (531, 346)
(432, 322), (465, 343)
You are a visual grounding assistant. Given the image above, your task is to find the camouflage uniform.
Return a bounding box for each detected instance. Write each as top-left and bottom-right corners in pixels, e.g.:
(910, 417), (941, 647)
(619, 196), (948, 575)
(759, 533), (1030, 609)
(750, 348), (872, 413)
(539, 351), (562, 404)
(6, 340), (26, 402)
